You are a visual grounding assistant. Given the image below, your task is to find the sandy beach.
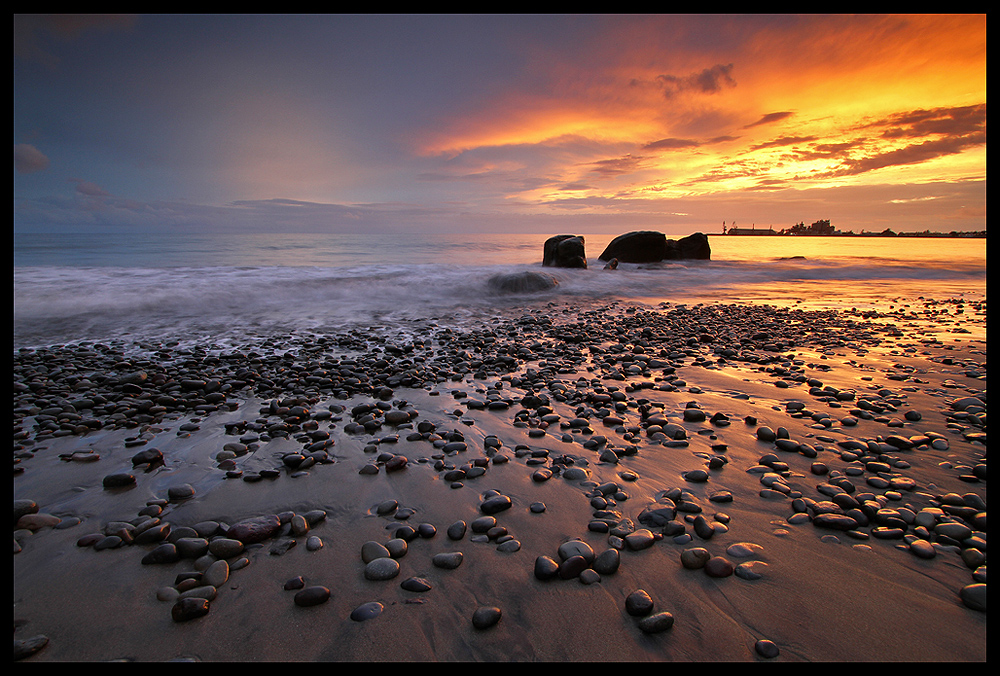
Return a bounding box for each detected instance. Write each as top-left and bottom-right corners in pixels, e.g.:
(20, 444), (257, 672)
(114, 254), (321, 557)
(13, 296), (986, 662)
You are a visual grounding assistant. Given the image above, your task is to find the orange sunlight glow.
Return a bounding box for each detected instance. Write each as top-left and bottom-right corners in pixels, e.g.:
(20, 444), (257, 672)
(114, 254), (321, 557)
(414, 14), (985, 211)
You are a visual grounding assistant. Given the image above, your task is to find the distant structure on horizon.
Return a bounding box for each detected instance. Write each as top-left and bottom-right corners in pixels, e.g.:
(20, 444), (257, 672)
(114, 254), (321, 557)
(721, 219), (985, 238)
(722, 221), (777, 235)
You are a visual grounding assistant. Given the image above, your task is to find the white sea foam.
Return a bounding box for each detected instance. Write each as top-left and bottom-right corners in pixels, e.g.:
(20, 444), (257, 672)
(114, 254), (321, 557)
(12, 232), (986, 348)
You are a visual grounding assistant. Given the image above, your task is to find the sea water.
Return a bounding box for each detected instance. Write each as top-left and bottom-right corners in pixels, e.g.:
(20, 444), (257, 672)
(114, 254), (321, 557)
(12, 231), (986, 349)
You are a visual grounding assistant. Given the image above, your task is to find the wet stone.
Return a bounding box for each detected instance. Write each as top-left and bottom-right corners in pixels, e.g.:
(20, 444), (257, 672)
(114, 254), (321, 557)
(637, 611), (675, 634)
(432, 551), (464, 569)
(350, 601), (384, 621)
(401, 576), (433, 592)
(472, 606), (502, 629)
(365, 557), (401, 580)
(171, 597), (210, 622)
(294, 586), (331, 607)
(625, 589), (654, 616)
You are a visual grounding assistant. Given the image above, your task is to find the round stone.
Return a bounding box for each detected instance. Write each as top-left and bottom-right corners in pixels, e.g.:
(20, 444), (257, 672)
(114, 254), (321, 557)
(400, 576), (433, 592)
(432, 552), (464, 569)
(364, 557), (400, 580)
(755, 639), (780, 658)
(534, 555), (560, 580)
(294, 586), (331, 607)
(959, 583), (986, 612)
(350, 601), (384, 621)
(472, 606), (502, 629)
(447, 520), (467, 540)
(704, 556), (735, 578)
(171, 597), (210, 622)
(637, 611), (674, 634)
(361, 541), (391, 563)
(625, 589), (654, 616)
(680, 547), (711, 569)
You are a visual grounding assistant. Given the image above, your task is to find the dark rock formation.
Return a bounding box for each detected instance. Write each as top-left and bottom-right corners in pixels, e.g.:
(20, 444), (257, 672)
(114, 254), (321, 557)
(543, 235), (587, 268)
(487, 271), (559, 295)
(598, 231), (710, 263)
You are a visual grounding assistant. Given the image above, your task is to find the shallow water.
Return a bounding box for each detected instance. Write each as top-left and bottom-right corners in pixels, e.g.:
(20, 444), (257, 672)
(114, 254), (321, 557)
(13, 232), (986, 348)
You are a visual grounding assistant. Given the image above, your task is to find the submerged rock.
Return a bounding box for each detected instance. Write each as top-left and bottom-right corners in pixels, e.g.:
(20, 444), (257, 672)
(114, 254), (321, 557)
(486, 271), (559, 295)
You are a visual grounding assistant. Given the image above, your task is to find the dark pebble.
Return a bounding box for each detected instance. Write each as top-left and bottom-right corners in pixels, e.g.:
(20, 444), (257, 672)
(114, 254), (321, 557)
(294, 586), (331, 607)
(472, 606), (502, 629)
(755, 639), (780, 658)
(171, 597), (210, 622)
(637, 611), (675, 634)
(350, 601), (384, 621)
(625, 589), (654, 616)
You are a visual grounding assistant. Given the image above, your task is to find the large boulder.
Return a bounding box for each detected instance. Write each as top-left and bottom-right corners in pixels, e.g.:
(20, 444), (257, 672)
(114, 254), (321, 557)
(599, 231), (710, 263)
(486, 271), (559, 295)
(543, 235), (587, 268)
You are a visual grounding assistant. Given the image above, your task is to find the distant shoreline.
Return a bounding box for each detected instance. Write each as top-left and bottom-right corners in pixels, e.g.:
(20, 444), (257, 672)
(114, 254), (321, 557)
(721, 231), (986, 238)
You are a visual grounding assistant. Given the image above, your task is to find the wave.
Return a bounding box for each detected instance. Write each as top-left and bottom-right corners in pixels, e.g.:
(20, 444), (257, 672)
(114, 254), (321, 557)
(12, 257), (986, 348)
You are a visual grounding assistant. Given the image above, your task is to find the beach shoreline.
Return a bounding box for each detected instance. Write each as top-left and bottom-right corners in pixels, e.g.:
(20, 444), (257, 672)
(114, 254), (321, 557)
(13, 295), (987, 662)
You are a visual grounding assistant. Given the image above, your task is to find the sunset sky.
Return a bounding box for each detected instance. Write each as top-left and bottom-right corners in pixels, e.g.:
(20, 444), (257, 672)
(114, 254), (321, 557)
(14, 14), (987, 235)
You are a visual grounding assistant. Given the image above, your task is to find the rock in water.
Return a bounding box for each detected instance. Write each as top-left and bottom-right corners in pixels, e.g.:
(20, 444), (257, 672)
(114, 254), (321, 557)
(543, 234), (587, 268)
(598, 230), (711, 263)
(486, 271), (559, 295)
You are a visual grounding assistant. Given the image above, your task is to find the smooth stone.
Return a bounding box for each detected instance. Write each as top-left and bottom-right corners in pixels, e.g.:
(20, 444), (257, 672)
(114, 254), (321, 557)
(167, 483), (195, 501)
(361, 541), (391, 563)
(432, 552), (464, 569)
(558, 555), (589, 580)
(13, 635), (49, 661)
(364, 557), (400, 580)
(726, 542), (763, 558)
(208, 538), (244, 558)
(959, 583), (986, 612)
(637, 611), (675, 634)
(447, 520), (467, 540)
(535, 555), (560, 580)
(294, 586), (331, 607)
(755, 639), (780, 658)
(680, 547), (711, 569)
(578, 568), (601, 585)
(480, 494), (512, 515)
(306, 535), (324, 551)
(400, 576), (433, 592)
(203, 560), (229, 587)
(625, 589), (654, 616)
(472, 606), (502, 629)
(704, 556), (735, 578)
(386, 538), (408, 558)
(171, 597), (210, 622)
(593, 548), (621, 575)
(350, 601), (384, 621)
(227, 514), (281, 544)
(497, 539), (521, 553)
(734, 561), (769, 580)
(624, 528), (656, 550)
(557, 539), (595, 563)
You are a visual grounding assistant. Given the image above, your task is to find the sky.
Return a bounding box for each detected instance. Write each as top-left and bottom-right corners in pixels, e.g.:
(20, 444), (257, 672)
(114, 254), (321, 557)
(13, 13), (987, 235)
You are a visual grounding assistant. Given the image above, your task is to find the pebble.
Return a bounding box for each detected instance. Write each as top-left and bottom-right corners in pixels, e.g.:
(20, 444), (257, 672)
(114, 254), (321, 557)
(637, 611), (674, 634)
(704, 556), (735, 578)
(472, 606), (502, 629)
(171, 597), (210, 622)
(364, 557), (400, 580)
(432, 552), (464, 569)
(400, 576), (433, 592)
(294, 586), (331, 607)
(755, 639), (780, 658)
(350, 601), (384, 621)
(680, 547), (711, 569)
(625, 589), (654, 616)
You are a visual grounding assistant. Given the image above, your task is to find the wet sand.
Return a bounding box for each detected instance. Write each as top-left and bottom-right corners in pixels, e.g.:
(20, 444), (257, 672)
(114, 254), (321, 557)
(13, 296), (986, 662)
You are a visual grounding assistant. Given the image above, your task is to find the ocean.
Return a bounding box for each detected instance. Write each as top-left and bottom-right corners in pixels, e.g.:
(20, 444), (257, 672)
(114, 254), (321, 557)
(12, 231), (987, 350)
